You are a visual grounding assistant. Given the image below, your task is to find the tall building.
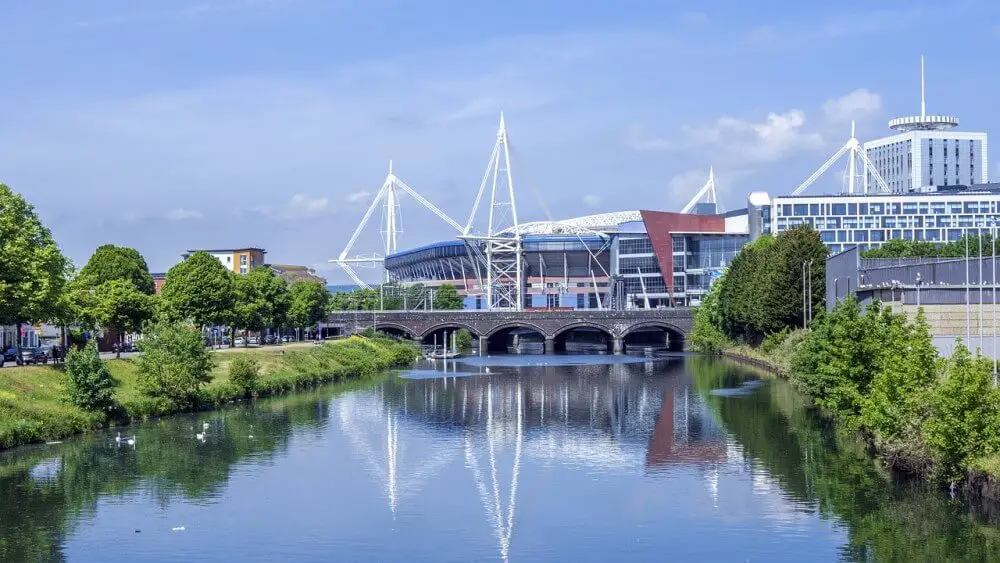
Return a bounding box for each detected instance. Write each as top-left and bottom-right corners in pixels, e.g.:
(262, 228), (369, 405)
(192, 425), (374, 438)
(183, 248), (266, 275)
(863, 57), (988, 193)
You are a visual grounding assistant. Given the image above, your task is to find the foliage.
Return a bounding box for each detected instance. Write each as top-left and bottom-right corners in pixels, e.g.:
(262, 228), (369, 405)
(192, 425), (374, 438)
(760, 327), (790, 356)
(860, 309), (939, 468)
(160, 252), (235, 328)
(434, 284), (463, 310)
(77, 244), (155, 295)
(455, 329), (473, 352)
(93, 279), (156, 351)
(689, 277), (728, 352)
(923, 343), (1000, 482)
(64, 342), (117, 414)
(228, 355), (260, 397)
(135, 322), (214, 408)
(861, 233), (998, 259)
(233, 267), (290, 339)
(716, 226), (826, 344)
(0, 184), (69, 344)
(287, 281), (330, 329)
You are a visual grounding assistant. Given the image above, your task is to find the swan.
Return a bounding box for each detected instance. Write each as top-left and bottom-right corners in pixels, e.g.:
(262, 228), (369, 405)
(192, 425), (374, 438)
(126, 435), (136, 446)
(115, 432), (122, 444)
(202, 421), (209, 430)
(196, 432), (205, 441)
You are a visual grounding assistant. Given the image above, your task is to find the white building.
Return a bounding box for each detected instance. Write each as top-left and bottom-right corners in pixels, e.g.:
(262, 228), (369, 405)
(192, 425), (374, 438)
(863, 57), (988, 193)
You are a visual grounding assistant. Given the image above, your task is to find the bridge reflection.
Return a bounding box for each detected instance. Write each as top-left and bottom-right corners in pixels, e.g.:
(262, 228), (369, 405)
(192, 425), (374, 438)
(336, 357), (742, 560)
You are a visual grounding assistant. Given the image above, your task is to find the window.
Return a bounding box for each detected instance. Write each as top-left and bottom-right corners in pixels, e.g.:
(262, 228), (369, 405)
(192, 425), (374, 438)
(672, 238), (685, 252)
(781, 204), (792, 217)
(859, 203), (868, 215)
(240, 255), (247, 265)
(848, 203), (857, 215)
(810, 204), (820, 215)
(832, 203), (846, 215)
(793, 204), (808, 216)
(618, 237), (652, 255)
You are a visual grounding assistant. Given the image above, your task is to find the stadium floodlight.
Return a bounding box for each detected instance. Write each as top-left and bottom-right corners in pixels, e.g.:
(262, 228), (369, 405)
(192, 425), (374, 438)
(332, 161), (462, 289)
(791, 120), (891, 196)
(460, 113), (523, 310)
(680, 167), (717, 214)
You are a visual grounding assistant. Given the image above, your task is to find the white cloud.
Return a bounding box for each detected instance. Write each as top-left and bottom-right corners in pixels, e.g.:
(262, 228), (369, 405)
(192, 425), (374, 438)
(345, 191), (372, 204)
(822, 88), (882, 123)
(629, 110), (823, 164)
(165, 208), (203, 220)
(581, 194), (601, 208)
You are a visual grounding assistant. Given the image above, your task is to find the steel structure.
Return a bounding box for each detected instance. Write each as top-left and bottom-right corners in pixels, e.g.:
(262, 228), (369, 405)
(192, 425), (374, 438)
(332, 161), (462, 288)
(462, 113), (523, 310)
(680, 167), (717, 214)
(791, 121), (891, 196)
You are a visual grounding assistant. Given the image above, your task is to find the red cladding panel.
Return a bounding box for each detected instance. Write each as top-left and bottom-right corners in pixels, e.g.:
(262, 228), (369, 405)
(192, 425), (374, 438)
(639, 210), (725, 303)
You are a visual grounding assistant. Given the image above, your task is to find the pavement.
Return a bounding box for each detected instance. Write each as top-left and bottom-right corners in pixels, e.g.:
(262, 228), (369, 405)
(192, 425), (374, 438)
(1, 341), (324, 367)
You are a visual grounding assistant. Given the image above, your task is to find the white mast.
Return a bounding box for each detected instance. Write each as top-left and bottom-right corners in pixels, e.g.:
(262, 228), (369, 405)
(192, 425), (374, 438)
(680, 167), (717, 214)
(920, 54), (926, 118)
(332, 162), (462, 288)
(791, 121), (890, 196)
(462, 113), (523, 310)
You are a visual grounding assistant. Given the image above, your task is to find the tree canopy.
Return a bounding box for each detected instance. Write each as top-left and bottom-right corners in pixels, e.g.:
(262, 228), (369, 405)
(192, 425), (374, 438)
(861, 233), (998, 259)
(288, 280), (330, 329)
(78, 244), (155, 295)
(93, 279), (156, 354)
(233, 267), (290, 338)
(160, 251), (235, 328)
(434, 284), (463, 310)
(0, 184), (68, 333)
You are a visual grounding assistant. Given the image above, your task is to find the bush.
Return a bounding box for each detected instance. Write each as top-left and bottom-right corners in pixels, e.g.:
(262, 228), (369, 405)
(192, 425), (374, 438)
(455, 329), (473, 353)
(760, 328), (790, 355)
(136, 322), (214, 409)
(229, 355), (260, 396)
(65, 341), (117, 414)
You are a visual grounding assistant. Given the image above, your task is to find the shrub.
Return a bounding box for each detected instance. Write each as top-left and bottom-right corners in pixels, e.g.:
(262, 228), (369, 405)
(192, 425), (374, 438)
(65, 341), (117, 414)
(136, 322), (214, 409)
(455, 329), (473, 353)
(229, 355), (260, 396)
(760, 328), (790, 356)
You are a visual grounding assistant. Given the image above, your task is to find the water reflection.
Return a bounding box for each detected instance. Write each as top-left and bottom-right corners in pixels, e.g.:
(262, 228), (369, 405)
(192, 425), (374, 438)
(2, 357), (1000, 561)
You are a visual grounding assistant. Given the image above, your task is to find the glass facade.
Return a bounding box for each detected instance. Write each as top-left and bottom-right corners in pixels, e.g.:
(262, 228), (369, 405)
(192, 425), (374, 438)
(864, 132), (988, 192)
(772, 192), (1000, 255)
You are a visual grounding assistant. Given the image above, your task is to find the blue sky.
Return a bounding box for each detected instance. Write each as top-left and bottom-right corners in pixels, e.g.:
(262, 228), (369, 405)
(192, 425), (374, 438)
(3, 0), (999, 281)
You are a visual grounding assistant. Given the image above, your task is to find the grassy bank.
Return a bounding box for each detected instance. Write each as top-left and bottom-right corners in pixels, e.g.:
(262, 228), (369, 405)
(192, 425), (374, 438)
(0, 336), (416, 450)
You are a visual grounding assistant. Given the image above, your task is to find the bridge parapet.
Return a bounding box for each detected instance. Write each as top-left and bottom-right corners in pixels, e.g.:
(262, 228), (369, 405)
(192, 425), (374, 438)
(325, 309), (694, 344)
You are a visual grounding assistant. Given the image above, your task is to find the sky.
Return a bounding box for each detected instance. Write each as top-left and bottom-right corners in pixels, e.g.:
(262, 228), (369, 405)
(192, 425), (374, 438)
(3, 0), (1000, 282)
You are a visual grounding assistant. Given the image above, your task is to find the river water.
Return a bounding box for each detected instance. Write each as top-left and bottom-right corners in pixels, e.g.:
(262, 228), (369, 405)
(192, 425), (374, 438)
(2, 355), (999, 562)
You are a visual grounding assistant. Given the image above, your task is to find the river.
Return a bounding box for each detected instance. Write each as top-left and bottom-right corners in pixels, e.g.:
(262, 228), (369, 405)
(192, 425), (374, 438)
(2, 355), (999, 562)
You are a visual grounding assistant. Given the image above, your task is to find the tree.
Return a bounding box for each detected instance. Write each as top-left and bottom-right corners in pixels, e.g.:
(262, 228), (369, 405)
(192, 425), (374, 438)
(93, 279), (156, 357)
(434, 284), (463, 310)
(228, 355), (260, 397)
(160, 251), (235, 329)
(233, 268), (290, 344)
(689, 274), (728, 353)
(136, 322), (214, 409)
(0, 184), (68, 362)
(924, 343), (1000, 482)
(288, 281), (330, 333)
(65, 341), (117, 414)
(77, 244), (155, 295)
(455, 329), (473, 352)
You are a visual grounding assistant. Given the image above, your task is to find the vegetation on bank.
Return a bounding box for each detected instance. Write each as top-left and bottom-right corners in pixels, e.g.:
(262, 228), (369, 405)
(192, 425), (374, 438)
(0, 334), (416, 450)
(691, 224), (1000, 485)
(861, 233), (1000, 259)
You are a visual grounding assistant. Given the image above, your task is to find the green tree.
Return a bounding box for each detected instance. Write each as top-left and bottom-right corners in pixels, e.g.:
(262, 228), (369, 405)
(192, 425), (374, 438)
(690, 274), (728, 352)
(93, 279), (156, 357)
(434, 284), (463, 310)
(924, 343), (1000, 482)
(766, 225), (827, 330)
(136, 322), (214, 409)
(861, 308), (939, 468)
(160, 251), (235, 328)
(455, 329), (473, 352)
(77, 244), (155, 295)
(65, 341), (117, 414)
(288, 281), (330, 332)
(228, 355), (260, 397)
(0, 184), (68, 362)
(233, 268), (290, 345)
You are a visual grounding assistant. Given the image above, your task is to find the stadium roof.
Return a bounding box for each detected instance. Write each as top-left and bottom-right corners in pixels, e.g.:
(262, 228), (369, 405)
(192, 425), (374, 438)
(500, 211), (642, 236)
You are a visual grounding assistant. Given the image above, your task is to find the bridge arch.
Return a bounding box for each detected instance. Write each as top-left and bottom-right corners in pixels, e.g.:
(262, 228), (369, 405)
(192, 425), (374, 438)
(374, 322), (418, 340)
(419, 323), (482, 348)
(552, 322), (614, 354)
(485, 322), (548, 354)
(622, 321), (686, 352)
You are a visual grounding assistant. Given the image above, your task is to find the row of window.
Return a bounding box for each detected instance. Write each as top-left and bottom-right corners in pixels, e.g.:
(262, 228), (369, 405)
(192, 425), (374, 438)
(618, 237), (654, 255)
(801, 227), (1000, 245)
(778, 215), (1000, 230)
(778, 200), (999, 217)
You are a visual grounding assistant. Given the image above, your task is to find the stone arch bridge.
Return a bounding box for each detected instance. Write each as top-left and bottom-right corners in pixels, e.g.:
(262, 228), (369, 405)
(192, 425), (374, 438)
(325, 309), (694, 354)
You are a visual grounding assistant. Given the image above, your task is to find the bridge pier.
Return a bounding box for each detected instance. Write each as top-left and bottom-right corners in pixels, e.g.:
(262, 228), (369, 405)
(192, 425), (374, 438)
(544, 337), (555, 355)
(478, 336), (487, 355)
(613, 337), (624, 355)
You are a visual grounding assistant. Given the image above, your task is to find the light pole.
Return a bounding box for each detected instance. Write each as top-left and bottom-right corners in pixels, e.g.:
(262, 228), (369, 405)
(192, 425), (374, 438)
(966, 233), (971, 344)
(808, 259), (814, 323)
(981, 229), (985, 353)
(916, 272), (922, 307)
(802, 260), (808, 328)
(993, 220), (998, 386)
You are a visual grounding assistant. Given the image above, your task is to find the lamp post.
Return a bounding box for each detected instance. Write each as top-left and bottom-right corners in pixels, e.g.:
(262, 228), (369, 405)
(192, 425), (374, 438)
(802, 260), (808, 328)
(916, 272), (922, 307)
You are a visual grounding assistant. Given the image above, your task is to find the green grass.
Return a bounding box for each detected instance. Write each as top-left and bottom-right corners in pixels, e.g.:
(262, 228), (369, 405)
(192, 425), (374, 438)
(0, 336), (416, 450)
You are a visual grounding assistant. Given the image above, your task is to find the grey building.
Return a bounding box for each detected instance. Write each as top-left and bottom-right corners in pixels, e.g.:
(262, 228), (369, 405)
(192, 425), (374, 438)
(827, 245), (1000, 357)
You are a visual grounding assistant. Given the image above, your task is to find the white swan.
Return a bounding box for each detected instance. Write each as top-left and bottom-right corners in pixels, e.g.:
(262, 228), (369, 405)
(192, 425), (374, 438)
(126, 435), (136, 446)
(196, 432), (205, 441)
(115, 432), (122, 444)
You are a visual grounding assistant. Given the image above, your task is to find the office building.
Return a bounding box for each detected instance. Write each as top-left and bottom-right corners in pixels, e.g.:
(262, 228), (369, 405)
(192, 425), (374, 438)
(183, 247), (266, 275)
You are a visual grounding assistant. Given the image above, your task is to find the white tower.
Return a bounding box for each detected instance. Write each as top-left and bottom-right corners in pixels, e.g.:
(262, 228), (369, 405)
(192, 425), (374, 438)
(680, 167), (717, 214)
(332, 163), (462, 288)
(888, 55), (959, 132)
(462, 113), (523, 310)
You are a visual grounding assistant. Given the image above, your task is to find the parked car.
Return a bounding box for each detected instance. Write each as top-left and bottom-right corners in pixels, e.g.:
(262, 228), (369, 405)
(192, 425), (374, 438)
(2, 347), (17, 363)
(248, 336), (259, 346)
(31, 346), (51, 364)
(281, 336), (291, 343)
(265, 335), (277, 345)
(234, 337), (246, 347)
(18, 348), (37, 365)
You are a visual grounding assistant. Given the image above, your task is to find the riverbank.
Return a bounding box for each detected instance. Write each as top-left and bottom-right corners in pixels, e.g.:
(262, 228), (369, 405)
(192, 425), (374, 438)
(0, 336), (416, 450)
(718, 338), (1000, 499)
